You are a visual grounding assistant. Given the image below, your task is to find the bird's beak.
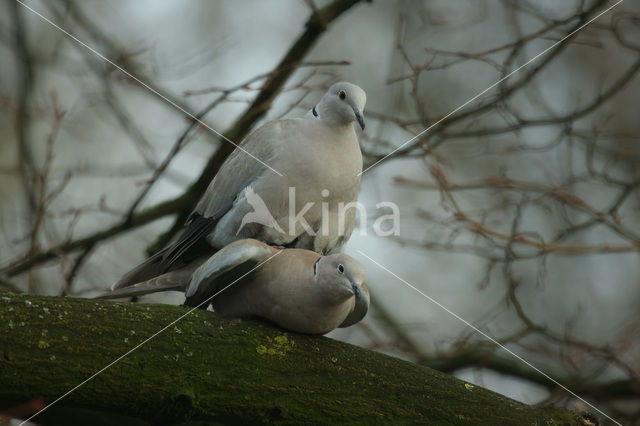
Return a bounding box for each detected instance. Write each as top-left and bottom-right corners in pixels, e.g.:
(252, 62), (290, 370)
(354, 109), (365, 130)
(338, 281), (370, 328)
(350, 281), (362, 299)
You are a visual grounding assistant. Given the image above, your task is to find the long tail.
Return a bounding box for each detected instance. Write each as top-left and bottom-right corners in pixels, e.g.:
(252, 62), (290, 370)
(111, 247), (172, 290)
(96, 267), (193, 299)
(112, 218), (218, 290)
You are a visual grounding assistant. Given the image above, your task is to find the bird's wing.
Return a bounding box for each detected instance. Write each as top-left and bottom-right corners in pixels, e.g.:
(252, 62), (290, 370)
(195, 122), (283, 220)
(184, 239), (275, 307)
(162, 121), (286, 266)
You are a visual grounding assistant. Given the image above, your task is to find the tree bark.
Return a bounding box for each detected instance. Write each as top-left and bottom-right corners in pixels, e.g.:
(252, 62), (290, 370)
(0, 293), (591, 425)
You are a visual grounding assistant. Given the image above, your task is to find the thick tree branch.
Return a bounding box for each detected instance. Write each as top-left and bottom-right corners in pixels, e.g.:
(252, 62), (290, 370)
(0, 293), (591, 425)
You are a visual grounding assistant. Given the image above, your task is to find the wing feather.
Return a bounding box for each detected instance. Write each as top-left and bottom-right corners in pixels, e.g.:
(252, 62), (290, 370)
(184, 239), (274, 307)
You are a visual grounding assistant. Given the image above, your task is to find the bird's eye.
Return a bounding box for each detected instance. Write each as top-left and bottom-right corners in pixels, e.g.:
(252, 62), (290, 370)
(337, 264), (345, 274)
(338, 90), (346, 100)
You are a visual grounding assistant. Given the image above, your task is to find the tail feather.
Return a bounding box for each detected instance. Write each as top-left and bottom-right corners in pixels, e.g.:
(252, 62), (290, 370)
(95, 283), (184, 300)
(114, 221), (218, 290)
(112, 247), (171, 290)
(98, 267), (195, 299)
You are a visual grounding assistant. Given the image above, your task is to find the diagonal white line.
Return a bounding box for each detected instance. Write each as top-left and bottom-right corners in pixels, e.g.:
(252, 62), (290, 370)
(19, 249), (284, 425)
(356, 250), (621, 425)
(15, 0), (283, 177)
(359, 0), (624, 176)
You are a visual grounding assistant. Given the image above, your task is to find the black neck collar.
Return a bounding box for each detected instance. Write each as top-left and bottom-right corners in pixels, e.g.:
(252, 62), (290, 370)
(312, 105), (319, 118)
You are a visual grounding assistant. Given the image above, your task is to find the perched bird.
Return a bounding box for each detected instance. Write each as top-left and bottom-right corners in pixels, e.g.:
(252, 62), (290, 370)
(115, 82), (366, 289)
(99, 239), (369, 335)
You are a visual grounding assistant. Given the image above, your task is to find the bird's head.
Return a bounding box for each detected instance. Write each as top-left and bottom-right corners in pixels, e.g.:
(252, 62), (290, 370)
(315, 82), (366, 130)
(314, 253), (367, 305)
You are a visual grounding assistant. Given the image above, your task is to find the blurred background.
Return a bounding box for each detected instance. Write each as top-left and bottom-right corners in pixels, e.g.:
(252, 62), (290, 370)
(1, 0), (639, 423)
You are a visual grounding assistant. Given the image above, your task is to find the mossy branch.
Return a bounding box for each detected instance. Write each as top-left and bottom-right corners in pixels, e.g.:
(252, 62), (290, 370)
(0, 293), (591, 425)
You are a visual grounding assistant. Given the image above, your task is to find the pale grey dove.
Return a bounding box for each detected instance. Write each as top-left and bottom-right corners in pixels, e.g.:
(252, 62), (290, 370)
(114, 82), (366, 289)
(99, 239), (369, 335)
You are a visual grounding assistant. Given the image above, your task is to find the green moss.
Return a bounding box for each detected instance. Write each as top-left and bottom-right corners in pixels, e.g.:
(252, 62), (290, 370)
(256, 335), (296, 356)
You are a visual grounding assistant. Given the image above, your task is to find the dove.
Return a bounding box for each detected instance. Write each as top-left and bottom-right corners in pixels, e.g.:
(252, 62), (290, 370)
(99, 239), (369, 335)
(114, 82), (366, 289)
